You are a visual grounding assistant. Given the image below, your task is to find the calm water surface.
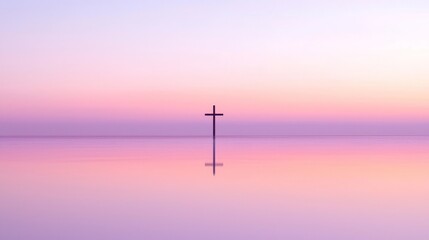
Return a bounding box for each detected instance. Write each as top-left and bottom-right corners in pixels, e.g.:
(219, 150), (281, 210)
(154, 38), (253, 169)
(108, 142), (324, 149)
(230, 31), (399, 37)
(1, 137), (429, 240)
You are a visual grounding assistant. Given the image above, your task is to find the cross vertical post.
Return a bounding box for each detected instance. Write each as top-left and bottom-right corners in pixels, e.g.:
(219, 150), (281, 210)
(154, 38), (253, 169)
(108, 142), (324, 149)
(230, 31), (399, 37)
(213, 105), (215, 137)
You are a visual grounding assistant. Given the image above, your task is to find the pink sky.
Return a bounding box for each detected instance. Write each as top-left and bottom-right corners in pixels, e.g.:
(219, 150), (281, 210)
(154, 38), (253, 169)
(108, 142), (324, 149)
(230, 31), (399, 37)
(1, 1), (429, 135)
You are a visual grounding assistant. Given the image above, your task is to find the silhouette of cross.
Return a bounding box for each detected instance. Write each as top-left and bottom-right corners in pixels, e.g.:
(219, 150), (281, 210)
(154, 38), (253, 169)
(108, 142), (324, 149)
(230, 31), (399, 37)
(205, 105), (223, 137)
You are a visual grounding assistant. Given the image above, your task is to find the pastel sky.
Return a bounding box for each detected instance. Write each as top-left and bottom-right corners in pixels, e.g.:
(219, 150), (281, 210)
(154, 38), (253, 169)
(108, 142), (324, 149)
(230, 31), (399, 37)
(1, 0), (429, 135)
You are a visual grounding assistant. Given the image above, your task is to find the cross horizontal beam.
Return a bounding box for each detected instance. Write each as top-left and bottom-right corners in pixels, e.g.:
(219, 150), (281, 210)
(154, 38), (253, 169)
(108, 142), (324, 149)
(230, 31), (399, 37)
(205, 113), (224, 116)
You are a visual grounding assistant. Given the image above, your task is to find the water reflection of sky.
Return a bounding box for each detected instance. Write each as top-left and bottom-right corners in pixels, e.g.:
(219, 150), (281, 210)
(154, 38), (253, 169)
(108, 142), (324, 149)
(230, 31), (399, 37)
(1, 137), (428, 239)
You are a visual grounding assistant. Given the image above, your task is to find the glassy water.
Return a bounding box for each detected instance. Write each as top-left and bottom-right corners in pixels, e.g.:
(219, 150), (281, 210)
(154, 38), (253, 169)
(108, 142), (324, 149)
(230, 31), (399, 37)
(1, 137), (429, 240)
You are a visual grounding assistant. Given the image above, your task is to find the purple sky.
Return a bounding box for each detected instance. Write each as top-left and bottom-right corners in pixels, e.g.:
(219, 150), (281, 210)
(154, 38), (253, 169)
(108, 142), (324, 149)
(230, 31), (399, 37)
(1, 1), (429, 135)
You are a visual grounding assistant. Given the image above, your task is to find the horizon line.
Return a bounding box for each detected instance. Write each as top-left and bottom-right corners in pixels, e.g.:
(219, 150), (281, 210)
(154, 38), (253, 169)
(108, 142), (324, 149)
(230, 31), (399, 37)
(1, 134), (429, 139)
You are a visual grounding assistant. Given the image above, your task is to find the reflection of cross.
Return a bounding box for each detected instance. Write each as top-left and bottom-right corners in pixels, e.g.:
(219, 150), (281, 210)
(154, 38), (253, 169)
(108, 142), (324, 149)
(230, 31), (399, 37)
(205, 105), (223, 138)
(205, 138), (223, 175)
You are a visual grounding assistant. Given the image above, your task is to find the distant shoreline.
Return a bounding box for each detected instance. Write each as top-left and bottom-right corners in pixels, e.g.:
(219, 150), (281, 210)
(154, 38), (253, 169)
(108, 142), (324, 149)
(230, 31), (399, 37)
(1, 135), (429, 139)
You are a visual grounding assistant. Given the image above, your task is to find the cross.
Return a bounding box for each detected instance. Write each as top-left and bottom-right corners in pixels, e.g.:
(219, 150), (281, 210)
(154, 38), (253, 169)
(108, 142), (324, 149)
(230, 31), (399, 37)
(205, 138), (223, 175)
(204, 105), (223, 175)
(204, 105), (223, 138)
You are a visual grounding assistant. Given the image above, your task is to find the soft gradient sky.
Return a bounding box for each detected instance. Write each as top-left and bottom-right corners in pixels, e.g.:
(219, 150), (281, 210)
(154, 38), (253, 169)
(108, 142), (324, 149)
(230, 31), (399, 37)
(1, 0), (429, 135)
